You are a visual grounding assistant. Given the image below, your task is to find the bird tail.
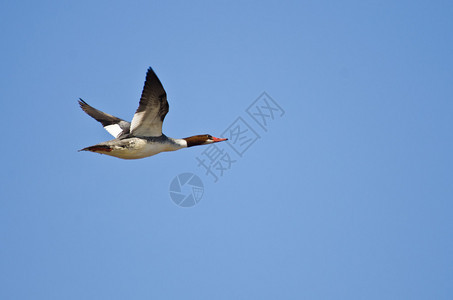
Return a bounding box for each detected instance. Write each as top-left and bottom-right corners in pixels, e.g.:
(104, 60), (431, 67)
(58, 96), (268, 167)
(78, 145), (113, 152)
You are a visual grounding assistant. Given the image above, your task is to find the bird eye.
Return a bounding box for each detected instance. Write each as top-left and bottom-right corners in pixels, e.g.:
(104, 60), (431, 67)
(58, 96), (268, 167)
(207, 135), (212, 139)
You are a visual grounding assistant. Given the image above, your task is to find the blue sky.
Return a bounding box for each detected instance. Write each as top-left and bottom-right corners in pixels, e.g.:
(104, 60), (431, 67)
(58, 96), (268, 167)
(1, 0), (453, 299)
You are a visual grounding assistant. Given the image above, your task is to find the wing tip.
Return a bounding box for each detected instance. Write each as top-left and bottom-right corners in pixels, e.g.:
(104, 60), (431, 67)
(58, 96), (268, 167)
(78, 98), (88, 109)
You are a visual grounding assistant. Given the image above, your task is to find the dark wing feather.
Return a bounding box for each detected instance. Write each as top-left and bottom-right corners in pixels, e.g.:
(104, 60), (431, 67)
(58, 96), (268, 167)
(129, 67), (169, 137)
(78, 99), (130, 138)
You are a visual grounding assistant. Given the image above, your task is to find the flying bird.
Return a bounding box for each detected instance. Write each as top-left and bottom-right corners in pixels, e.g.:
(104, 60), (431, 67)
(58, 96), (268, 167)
(78, 67), (228, 159)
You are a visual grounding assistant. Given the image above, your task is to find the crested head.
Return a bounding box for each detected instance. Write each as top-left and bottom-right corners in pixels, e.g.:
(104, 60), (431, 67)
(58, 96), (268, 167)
(183, 134), (228, 147)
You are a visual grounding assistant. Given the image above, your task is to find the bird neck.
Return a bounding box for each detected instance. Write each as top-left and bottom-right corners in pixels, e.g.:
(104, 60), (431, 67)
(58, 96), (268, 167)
(182, 135), (208, 147)
(170, 138), (189, 148)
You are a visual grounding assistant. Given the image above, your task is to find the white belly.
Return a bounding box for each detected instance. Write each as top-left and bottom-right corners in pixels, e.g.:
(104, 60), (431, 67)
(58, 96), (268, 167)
(107, 138), (178, 159)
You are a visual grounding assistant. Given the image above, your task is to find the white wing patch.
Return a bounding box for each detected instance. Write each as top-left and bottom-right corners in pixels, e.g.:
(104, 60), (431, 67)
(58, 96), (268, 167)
(104, 124), (123, 138)
(130, 111), (145, 133)
(130, 111), (163, 137)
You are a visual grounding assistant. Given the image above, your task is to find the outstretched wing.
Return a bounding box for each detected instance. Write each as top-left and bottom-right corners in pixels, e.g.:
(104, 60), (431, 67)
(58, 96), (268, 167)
(129, 67), (169, 137)
(78, 99), (130, 138)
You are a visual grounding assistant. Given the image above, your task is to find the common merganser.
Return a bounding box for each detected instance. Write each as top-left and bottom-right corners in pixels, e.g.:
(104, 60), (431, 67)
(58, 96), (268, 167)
(78, 67), (227, 159)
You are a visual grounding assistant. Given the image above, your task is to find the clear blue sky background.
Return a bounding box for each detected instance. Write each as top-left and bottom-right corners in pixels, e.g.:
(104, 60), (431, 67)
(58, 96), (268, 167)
(1, 0), (452, 299)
